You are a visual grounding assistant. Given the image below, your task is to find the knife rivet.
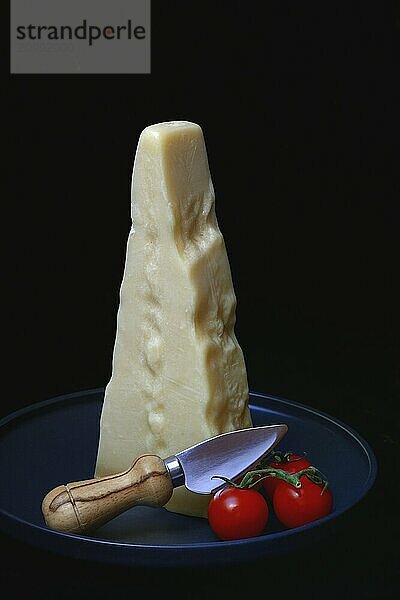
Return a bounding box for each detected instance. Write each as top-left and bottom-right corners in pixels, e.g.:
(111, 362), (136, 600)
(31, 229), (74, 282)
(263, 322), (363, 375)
(164, 456), (185, 488)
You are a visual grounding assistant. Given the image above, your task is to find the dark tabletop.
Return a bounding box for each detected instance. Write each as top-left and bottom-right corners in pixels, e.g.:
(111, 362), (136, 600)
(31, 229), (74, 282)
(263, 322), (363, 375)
(4, 2), (399, 597)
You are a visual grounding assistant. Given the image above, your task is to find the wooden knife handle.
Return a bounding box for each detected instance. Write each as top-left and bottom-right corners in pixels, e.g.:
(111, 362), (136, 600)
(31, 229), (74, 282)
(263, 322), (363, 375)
(41, 454), (174, 534)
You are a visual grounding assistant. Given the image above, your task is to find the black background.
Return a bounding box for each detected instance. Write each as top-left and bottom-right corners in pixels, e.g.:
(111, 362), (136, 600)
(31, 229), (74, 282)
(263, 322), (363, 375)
(3, 2), (399, 598)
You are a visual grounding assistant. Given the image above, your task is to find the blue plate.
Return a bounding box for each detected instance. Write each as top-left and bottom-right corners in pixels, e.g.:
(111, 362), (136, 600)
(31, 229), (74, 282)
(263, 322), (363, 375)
(0, 388), (376, 567)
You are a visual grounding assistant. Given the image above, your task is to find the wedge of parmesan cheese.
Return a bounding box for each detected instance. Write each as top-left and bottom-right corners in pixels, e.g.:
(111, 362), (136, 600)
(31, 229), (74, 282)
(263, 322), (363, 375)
(95, 121), (253, 517)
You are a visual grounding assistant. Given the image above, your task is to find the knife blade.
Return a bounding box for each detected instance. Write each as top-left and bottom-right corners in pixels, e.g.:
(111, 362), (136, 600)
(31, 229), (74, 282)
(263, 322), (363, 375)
(42, 423), (287, 534)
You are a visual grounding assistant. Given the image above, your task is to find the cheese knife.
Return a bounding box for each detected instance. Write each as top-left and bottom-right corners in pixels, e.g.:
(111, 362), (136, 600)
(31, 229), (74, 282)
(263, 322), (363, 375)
(42, 423), (287, 534)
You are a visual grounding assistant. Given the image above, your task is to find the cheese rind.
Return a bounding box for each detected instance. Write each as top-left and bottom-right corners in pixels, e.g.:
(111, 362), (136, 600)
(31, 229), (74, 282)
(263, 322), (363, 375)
(95, 121), (252, 517)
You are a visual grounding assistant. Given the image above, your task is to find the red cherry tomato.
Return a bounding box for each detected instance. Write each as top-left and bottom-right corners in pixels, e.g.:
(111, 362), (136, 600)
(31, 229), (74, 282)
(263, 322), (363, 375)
(263, 454), (312, 499)
(273, 474), (333, 528)
(208, 486), (269, 541)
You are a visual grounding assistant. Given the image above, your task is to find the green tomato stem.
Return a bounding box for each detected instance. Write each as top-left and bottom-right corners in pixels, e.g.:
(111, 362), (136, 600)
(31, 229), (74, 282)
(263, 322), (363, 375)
(212, 468), (302, 490)
(259, 450), (308, 467)
(212, 466), (329, 493)
(239, 468), (302, 489)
